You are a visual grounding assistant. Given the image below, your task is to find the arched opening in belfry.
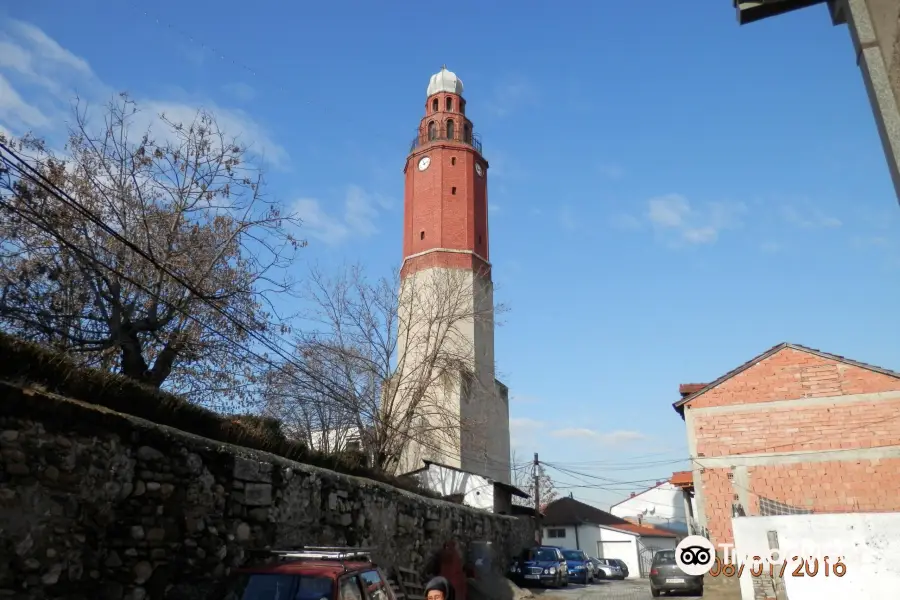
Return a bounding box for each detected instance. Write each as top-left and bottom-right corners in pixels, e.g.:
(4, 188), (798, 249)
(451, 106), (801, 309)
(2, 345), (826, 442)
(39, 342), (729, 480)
(427, 121), (436, 141)
(446, 97), (453, 111)
(432, 98), (439, 112)
(446, 119), (455, 140)
(463, 124), (471, 144)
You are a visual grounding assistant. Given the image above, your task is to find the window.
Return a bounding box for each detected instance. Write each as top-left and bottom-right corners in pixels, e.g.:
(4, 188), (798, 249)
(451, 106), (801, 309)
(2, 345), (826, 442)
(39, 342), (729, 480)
(339, 577), (363, 600)
(451, 157), (456, 166)
(464, 124), (471, 143)
(451, 187), (456, 195)
(446, 97), (453, 111)
(432, 98), (438, 112)
(359, 571), (388, 600)
(345, 439), (361, 452)
(427, 121), (436, 141)
(420, 231), (425, 240)
(446, 119), (455, 140)
(547, 528), (566, 539)
(295, 577), (333, 600)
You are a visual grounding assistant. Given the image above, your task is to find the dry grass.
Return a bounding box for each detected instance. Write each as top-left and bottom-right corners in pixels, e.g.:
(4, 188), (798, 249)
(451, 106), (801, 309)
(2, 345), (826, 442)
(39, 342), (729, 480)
(0, 332), (438, 498)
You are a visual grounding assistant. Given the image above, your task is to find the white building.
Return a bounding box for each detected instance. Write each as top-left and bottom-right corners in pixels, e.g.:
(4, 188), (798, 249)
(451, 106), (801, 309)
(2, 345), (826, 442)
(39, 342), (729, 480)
(307, 426), (362, 453)
(609, 478), (697, 536)
(542, 497), (678, 578)
(406, 460), (528, 514)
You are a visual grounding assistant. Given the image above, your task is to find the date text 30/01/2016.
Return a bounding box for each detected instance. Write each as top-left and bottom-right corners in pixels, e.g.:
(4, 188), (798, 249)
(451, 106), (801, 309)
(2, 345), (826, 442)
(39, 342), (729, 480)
(708, 557), (847, 578)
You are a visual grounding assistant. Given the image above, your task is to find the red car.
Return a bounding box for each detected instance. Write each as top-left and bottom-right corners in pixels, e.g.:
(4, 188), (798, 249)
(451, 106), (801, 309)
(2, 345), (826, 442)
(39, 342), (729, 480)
(217, 547), (396, 600)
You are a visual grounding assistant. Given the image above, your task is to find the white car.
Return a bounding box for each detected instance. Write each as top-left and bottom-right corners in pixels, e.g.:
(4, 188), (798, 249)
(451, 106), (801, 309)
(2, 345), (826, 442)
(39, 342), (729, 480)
(592, 558), (625, 580)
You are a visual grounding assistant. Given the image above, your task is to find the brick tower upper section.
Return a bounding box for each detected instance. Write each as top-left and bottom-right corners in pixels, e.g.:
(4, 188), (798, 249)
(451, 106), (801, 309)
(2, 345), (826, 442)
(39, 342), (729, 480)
(401, 66), (490, 280)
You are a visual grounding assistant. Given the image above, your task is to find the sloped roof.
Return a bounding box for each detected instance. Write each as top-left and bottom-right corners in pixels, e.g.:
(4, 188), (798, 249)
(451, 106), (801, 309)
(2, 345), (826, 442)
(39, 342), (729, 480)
(672, 342), (900, 416)
(543, 497), (631, 527)
(613, 523), (677, 538)
(670, 471), (693, 488)
(608, 480), (671, 509)
(412, 460), (530, 498)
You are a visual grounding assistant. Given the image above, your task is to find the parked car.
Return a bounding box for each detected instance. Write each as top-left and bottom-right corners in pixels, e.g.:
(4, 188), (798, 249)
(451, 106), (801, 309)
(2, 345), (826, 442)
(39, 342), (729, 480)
(560, 549), (594, 584)
(649, 549), (703, 597)
(214, 546), (395, 600)
(608, 558), (629, 578)
(591, 558), (624, 580)
(508, 546), (569, 588)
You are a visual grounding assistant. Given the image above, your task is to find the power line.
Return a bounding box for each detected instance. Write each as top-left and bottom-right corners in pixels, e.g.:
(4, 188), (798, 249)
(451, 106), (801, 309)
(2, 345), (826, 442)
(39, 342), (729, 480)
(0, 142), (513, 471)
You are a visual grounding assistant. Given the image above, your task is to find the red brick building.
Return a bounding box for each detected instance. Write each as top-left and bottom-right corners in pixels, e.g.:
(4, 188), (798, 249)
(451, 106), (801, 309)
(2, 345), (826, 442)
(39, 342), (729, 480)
(674, 343), (900, 545)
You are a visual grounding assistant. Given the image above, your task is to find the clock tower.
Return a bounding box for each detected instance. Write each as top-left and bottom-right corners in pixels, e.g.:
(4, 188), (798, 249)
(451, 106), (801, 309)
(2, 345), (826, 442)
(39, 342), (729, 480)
(396, 66), (511, 484)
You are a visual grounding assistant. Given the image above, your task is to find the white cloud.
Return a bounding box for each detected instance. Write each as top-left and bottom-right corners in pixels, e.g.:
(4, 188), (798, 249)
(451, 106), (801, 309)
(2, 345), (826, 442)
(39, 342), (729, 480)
(510, 417), (544, 449)
(0, 73), (49, 130)
(486, 77), (536, 118)
(549, 428), (647, 445)
(0, 20), (287, 169)
(292, 185), (390, 245)
(780, 205), (842, 229)
(597, 163), (625, 180)
(644, 193), (745, 245)
(559, 206), (578, 230)
(222, 82), (256, 103)
(609, 213), (643, 231)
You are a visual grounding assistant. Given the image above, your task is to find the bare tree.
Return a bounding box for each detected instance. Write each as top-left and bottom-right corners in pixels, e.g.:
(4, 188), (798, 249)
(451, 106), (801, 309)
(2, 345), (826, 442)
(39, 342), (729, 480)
(263, 264), (504, 473)
(0, 94), (303, 409)
(511, 450), (559, 510)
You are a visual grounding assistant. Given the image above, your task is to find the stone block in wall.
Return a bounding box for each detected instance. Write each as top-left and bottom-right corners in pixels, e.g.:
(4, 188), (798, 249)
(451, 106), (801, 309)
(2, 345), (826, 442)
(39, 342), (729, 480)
(0, 384), (534, 599)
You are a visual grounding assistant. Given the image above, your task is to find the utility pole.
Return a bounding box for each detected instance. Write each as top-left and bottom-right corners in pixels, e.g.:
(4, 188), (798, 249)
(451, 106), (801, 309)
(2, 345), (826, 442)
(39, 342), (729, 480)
(533, 452), (542, 545)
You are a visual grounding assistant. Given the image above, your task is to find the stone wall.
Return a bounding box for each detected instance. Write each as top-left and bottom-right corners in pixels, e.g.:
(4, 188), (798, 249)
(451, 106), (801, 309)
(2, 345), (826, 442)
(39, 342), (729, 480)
(0, 382), (533, 599)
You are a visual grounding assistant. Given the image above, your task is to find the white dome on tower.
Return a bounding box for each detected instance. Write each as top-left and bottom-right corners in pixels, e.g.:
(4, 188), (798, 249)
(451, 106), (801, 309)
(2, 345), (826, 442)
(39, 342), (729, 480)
(427, 65), (464, 97)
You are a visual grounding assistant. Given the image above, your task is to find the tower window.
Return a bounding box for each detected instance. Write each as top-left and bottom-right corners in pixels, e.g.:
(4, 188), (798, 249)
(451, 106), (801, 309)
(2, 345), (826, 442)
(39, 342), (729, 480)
(451, 157), (456, 166)
(427, 121), (436, 141)
(460, 101), (466, 115)
(446, 119), (455, 140)
(451, 187), (456, 195)
(446, 97), (453, 111)
(420, 231), (425, 240)
(463, 124), (471, 144)
(432, 98), (438, 112)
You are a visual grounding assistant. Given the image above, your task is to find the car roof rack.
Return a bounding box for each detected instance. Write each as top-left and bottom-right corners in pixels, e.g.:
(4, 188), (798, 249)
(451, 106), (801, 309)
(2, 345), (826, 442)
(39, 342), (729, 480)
(268, 546), (375, 562)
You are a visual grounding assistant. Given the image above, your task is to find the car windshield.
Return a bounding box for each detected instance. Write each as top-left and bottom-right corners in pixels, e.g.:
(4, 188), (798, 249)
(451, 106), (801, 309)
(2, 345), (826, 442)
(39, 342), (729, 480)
(529, 549), (558, 562)
(562, 551), (584, 561)
(654, 551), (676, 565)
(223, 574), (333, 600)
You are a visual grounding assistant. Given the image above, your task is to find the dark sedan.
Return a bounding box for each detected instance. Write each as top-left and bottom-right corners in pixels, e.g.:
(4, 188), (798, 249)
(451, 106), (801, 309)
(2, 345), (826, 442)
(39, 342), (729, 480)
(508, 546), (568, 588)
(649, 550), (703, 597)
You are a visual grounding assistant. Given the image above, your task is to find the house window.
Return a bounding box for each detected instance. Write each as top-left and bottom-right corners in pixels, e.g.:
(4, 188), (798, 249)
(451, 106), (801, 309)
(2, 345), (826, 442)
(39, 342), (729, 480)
(547, 528), (566, 538)
(345, 440), (361, 452)
(432, 98), (438, 112)
(446, 119), (455, 140)
(427, 121), (436, 141)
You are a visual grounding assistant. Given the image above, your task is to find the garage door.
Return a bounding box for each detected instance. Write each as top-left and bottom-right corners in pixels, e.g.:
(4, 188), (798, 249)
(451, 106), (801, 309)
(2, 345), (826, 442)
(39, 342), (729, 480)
(596, 540), (640, 579)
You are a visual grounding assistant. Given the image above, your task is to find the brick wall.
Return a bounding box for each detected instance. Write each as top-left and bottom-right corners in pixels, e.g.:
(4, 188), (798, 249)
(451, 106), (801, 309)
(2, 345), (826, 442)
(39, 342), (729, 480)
(685, 347), (900, 545)
(687, 348), (900, 410)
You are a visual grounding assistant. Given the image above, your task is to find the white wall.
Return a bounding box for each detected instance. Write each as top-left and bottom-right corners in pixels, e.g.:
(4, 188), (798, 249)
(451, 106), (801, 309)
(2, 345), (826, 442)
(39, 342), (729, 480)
(416, 464), (495, 511)
(731, 512), (900, 600)
(542, 524), (641, 579)
(308, 426), (361, 453)
(611, 483), (695, 533)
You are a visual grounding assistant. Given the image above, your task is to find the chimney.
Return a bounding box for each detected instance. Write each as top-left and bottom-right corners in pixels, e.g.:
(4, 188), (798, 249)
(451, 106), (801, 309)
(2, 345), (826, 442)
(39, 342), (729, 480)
(679, 383), (707, 398)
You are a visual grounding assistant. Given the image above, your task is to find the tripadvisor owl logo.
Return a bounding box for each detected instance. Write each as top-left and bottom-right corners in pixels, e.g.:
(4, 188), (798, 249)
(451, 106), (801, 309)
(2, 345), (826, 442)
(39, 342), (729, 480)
(675, 535), (716, 576)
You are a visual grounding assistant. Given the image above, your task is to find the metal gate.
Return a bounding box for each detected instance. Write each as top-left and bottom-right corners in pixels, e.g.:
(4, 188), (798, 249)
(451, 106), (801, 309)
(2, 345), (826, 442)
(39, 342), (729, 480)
(636, 539), (655, 578)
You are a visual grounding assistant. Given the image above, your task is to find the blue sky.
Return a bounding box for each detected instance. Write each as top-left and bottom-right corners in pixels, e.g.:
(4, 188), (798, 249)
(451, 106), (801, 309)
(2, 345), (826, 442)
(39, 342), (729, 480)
(2, 1), (899, 512)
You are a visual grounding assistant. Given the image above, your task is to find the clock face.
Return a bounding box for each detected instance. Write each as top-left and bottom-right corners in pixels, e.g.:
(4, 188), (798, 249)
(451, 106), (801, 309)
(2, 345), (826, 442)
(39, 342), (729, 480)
(417, 156), (431, 171)
(475, 163), (484, 177)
